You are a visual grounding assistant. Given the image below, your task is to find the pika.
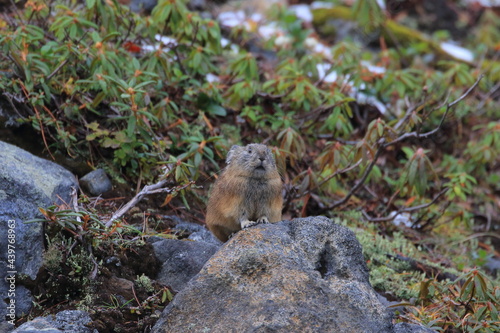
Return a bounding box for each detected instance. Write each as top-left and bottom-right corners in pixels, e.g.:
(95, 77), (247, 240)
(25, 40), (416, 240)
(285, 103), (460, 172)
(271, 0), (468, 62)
(206, 143), (283, 242)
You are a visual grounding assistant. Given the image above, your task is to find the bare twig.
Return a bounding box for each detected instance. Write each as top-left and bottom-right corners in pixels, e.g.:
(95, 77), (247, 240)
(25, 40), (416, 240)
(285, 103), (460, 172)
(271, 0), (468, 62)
(328, 139), (386, 209)
(105, 180), (194, 227)
(298, 159), (362, 198)
(46, 59), (69, 82)
(362, 188), (448, 222)
(8, 0), (25, 25)
(386, 75), (483, 147)
(132, 285), (141, 307)
(325, 75), (482, 211)
(173, 46), (187, 76)
(477, 80), (500, 112)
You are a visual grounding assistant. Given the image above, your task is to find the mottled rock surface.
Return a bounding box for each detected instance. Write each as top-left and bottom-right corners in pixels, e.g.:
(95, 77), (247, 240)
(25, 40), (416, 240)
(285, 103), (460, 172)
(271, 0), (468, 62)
(11, 310), (96, 333)
(0, 141), (77, 319)
(151, 238), (219, 292)
(79, 168), (112, 196)
(152, 216), (396, 332)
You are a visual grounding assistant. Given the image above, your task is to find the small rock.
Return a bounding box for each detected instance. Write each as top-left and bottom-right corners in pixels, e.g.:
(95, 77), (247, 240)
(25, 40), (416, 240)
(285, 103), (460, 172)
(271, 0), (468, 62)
(484, 257), (500, 278)
(79, 169), (112, 196)
(151, 238), (219, 292)
(12, 310), (97, 333)
(11, 317), (63, 333)
(188, 230), (222, 245)
(106, 276), (135, 301)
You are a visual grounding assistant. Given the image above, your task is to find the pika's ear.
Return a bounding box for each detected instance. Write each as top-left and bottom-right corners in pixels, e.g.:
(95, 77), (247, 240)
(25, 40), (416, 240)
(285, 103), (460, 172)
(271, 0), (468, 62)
(226, 145), (241, 164)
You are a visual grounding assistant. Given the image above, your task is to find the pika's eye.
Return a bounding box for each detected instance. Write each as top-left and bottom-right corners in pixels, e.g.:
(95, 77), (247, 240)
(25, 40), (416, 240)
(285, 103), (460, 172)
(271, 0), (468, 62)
(247, 148), (252, 154)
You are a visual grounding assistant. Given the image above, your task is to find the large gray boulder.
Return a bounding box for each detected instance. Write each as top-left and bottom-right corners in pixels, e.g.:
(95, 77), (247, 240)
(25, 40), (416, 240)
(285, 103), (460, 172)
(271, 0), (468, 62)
(152, 216), (430, 333)
(0, 141), (77, 321)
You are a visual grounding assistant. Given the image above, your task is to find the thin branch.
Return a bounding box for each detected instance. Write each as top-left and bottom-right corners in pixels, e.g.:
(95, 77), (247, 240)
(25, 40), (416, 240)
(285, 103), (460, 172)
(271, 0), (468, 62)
(477, 80), (500, 112)
(386, 75), (483, 147)
(322, 75), (482, 211)
(328, 139), (386, 209)
(173, 46), (187, 76)
(393, 102), (420, 132)
(362, 188), (448, 223)
(46, 59), (69, 82)
(105, 180), (194, 227)
(298, 159), (362, 198)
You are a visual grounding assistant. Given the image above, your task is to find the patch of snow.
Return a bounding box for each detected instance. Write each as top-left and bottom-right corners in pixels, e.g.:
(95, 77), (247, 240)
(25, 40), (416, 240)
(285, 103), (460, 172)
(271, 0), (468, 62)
(313, 42), (332, 58)
(304, 37), (318, 49)
(155, 34), (177, 46)
(206, 73), (220, 83)
(360, 61), (386, 74)
(258, 22), (281, 39)
(218, 11), (246, 28)
(311, 1), (333, 9)
(275, 35), (293, 47)
(250, 13), (264, 23)
(390, 212), (413, 227)
(376, 0), (386, 10)
(316, 63), (338, 83)
(354, 92), (387, 114)
(221, 37), (230, 48)
(465, 0), (500, 6)
(289, 4), (313, 23)
(230, 44), (240, 54)
(141, 44), (156, 52)
(440, 42), (474, 63)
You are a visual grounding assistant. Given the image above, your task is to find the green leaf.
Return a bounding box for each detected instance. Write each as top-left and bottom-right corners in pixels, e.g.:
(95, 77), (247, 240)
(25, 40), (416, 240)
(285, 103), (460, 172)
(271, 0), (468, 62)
(206, 103), (226, 117)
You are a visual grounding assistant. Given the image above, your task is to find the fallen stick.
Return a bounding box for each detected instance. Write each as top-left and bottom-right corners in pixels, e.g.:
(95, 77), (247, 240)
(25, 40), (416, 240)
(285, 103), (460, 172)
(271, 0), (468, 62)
(105, 180), (194, 228)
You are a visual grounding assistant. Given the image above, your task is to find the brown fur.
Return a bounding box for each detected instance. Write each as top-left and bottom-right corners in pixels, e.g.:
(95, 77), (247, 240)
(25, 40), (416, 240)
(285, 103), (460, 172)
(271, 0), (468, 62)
(206, 144), (283, 242)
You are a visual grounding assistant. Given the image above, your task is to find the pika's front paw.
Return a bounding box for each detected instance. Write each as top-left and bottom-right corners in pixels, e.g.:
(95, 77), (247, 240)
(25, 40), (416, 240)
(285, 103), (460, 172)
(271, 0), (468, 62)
(256, 216), (270, 224)
(241, 219), (258, 229)
(241, 217), (269, 229)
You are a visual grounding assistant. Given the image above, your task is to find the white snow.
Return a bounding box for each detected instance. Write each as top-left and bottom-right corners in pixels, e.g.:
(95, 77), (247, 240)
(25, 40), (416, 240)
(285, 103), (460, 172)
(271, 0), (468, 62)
(220, 38), (230, 48)
(155, 34), (177, 46)
(289, 5), (313, 23)
(440, 42), (474, 63)
(258, 22), (281, 39)
(360, 61), (386, 74)
(311, 1), (333, 9)
(316, 63), (338, 83)
(218, 11), (246, 28)
(465, 0), (500, 6)
(206, 73), (220, 83)
(390, 212), (413, 227)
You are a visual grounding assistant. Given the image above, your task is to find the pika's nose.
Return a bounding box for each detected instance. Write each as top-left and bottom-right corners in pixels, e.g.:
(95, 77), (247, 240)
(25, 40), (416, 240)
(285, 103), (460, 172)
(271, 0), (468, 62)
(259, 156), (265, 162)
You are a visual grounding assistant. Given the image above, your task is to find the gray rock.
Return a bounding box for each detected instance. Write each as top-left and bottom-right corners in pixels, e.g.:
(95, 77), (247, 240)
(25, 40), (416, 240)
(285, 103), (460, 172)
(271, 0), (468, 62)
(171, 220), (222, 245)
(188, 229), (222, 245)
(130, 0), (157, 12)
(172, 220), (207, 234)
(12, 286), (33, 317)
(485, 257), (500, 278)
(0, 141), (78, 319)
(12, 310), (97, 333)
(10, 317), (63, 333)
(151, 238), (219, 292)
(151, 216), (397, 332)
(79, 168), (112, 196)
